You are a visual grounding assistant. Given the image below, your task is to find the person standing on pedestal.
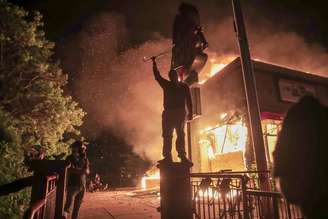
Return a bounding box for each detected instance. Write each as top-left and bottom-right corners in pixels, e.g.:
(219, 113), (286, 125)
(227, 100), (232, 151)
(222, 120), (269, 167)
(152, 58), (193, 164)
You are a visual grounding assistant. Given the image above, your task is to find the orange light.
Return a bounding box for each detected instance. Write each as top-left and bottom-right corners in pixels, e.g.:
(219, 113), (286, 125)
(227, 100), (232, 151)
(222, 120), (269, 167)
(200, 120), (248, 155)
(141, 170), (160, 190)
(199, 55), (236, 84)
(209, 63), (226, 77)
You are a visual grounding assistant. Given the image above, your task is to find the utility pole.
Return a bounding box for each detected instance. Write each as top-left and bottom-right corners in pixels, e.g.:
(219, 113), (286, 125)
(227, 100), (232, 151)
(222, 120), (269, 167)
(231, 0), (269, 188)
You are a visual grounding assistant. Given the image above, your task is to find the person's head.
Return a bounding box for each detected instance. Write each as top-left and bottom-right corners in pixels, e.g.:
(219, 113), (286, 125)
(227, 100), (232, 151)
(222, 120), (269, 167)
(169, 69), (179, 83)
(178, 2), (199, 24)
(70, 140), (86, 159)
(178, 2), (198, 15)
(273, 96), (328, 217)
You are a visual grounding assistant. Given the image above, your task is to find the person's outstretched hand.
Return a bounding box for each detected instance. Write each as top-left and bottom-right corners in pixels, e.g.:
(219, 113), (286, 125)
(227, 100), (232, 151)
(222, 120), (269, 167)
(152, 57), (157, 71)
(151, 56), (156, 64)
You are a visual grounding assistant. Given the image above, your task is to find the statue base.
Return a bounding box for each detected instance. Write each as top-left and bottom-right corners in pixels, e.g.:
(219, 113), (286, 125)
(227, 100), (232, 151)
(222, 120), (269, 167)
(157, 162), (193, 219)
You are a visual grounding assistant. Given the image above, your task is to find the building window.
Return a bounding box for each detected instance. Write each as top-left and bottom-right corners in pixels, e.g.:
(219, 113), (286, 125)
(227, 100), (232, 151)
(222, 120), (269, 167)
(199, 114), (248, 158)
(262, 119), (282, 165)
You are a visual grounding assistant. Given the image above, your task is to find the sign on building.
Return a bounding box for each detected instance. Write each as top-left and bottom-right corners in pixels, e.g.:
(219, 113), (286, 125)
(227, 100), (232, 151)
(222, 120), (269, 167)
(278, 78), (316, 103)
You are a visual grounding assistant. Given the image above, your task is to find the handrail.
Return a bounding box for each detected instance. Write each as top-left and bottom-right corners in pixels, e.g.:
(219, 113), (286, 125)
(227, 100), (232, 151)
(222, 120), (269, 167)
(46, 175), (58, 181)
(45, 174), (58, 194)
(28, 198), (46, 218)
(191, 170), (271, 175)
(27, 174), (58, 219)
(190, 172), (247, 179)
(245, 189), (282, 198)
(0, 176), (33, 196)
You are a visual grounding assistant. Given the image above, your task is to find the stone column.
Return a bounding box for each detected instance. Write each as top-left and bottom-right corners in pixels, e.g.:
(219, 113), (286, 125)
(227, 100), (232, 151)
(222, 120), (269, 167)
(157, 162), (193, 219)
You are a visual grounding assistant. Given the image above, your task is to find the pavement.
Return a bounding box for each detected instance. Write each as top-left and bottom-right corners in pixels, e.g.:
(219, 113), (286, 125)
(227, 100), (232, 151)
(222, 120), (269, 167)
(79, 189), (160, 219)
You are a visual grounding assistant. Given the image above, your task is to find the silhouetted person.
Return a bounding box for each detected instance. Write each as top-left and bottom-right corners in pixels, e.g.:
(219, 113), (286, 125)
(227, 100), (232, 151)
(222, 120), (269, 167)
(64, 141), (90, 219)
(273, 96), (328, 218)
(152, 58), (193, 164)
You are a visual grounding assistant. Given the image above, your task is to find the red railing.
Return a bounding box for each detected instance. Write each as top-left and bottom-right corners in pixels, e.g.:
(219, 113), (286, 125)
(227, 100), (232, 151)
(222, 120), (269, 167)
(28, 199), (46, 219)
(28, 175), (58, 219)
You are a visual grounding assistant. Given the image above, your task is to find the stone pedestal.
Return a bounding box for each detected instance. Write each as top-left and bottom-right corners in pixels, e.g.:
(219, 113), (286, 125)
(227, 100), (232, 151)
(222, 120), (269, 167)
(157, 162), (193, 219)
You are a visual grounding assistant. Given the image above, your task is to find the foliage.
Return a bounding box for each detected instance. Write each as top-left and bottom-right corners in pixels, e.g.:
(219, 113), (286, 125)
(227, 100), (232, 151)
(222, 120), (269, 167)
(0, 0), (85, 217)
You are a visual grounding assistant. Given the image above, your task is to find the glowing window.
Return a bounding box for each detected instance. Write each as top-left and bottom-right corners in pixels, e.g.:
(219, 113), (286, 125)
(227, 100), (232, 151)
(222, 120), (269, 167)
(201, 122), (248, 155)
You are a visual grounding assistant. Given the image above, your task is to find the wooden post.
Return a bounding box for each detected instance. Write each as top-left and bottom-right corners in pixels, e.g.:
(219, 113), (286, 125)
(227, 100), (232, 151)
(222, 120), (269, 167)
(30, 160), (68, 219)
(231, 0), (269, 189)
(158, 162), (193, 219)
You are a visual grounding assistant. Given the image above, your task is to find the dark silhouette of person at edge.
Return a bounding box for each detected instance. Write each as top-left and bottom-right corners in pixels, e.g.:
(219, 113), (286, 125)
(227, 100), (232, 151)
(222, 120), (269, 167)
(273, 96), (328, 219)
(152, 57), (193, 165)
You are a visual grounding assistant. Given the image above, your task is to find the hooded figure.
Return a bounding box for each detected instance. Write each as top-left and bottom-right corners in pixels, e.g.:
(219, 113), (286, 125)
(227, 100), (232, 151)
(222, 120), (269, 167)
(273, 96), (328, 218)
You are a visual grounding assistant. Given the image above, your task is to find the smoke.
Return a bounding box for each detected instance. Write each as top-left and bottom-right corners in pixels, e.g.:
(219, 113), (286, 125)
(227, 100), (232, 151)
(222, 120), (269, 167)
(62, 3), (328, 162)
(202, 15), (328, 77)
(62, 13), (173, 161)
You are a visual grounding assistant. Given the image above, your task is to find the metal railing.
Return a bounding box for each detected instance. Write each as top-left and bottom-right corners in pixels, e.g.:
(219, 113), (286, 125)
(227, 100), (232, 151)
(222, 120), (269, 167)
(190, 171), (303, 219)
(28, 175), (58, 219)
(245, 190), (303, 219)
(191, 172), (248, 219)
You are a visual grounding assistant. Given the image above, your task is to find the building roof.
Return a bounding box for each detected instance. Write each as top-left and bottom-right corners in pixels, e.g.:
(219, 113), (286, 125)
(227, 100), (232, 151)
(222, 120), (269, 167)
(207, 57), (328, 86)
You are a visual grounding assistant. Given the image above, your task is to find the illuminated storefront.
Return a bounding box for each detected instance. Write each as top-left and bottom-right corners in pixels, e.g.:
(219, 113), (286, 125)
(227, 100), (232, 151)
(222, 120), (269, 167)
(190, 57), (328, 172)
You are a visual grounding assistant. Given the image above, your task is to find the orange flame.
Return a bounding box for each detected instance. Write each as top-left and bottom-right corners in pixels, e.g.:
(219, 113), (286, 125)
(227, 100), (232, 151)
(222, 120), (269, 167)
(141, 170), (160, 190)
(198, 55), (237, 84)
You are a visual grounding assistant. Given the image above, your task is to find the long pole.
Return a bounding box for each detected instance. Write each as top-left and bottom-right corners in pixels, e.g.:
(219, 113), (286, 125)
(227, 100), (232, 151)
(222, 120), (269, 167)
(231, 0), (269, 188)
(187, 122), (192, 161)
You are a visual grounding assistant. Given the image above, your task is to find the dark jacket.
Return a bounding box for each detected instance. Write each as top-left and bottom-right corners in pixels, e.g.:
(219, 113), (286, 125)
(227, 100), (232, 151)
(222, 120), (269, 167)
(153, 65), (192, 114)
(66, 155), (89, 188)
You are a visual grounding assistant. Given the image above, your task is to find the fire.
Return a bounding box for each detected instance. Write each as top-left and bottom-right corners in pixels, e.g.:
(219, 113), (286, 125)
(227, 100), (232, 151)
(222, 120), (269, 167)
(209, 63), (226, 76)
(141, 170), (160, 190)
(220, 113), (229, 120)
(199, 119), (248, 156)
(207, 146), (215, 160)
(198, 55), (237, 84)
(197, 187), (220, 200)
(196, 188), (238, 201)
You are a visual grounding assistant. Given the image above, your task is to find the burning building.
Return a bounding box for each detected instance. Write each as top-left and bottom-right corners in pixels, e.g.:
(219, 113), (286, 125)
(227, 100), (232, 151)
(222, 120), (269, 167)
(189, 57), (328, 172)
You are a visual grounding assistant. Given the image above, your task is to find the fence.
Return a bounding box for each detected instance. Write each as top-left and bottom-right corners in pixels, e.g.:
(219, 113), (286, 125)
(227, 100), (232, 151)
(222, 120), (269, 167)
(245, 190), (303, 219)
(190, 171), (303, 219)
(27, 175), (58, 219)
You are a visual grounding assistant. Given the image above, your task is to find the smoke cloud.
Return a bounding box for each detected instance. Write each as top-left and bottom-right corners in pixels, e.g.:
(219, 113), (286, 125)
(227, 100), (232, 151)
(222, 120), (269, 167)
(61, 3), (328, 162)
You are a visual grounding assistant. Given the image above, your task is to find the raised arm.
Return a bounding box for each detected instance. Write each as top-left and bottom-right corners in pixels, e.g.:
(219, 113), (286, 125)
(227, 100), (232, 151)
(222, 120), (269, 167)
(152, 58), (166, 87)
(185, 85), (193, 120)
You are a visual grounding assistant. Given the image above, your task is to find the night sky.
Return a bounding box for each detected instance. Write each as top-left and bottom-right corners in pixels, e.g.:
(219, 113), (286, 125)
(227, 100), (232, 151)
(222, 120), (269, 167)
(9, 0), (328, 48)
